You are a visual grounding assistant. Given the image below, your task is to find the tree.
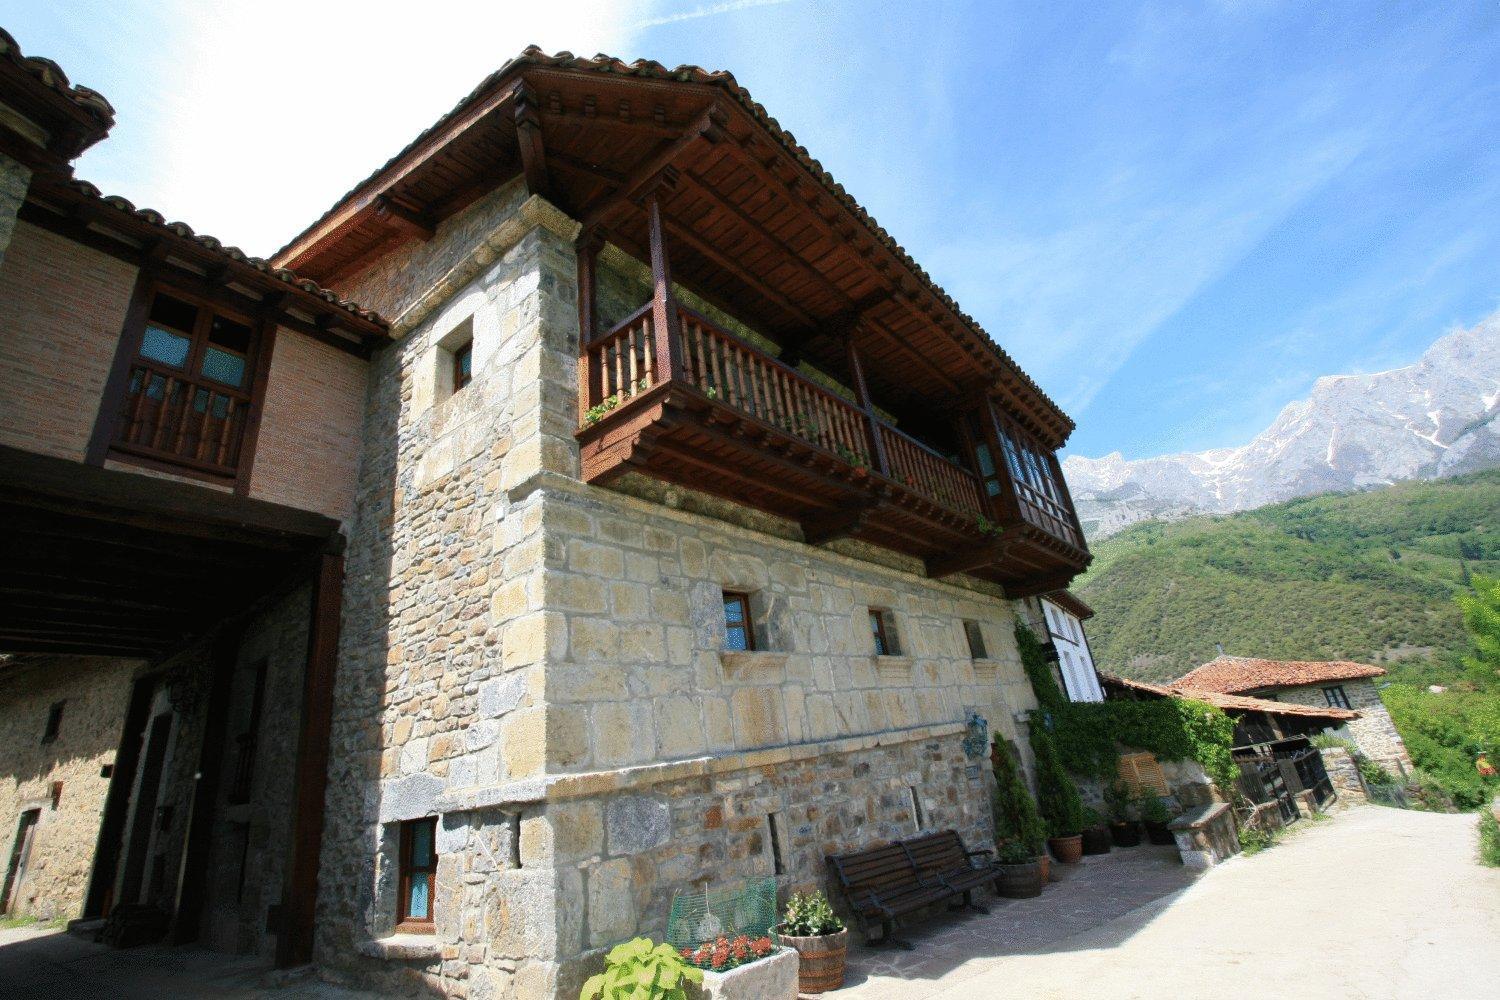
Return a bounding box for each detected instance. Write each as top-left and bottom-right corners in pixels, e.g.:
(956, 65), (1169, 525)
(1029, 724), (1085, 838)
(990, 738), (1046, 854)
(1457, 574), (1500, 687)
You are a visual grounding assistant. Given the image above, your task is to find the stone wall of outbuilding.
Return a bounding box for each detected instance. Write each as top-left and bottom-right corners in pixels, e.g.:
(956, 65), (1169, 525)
(1276, 679), (1411, 771)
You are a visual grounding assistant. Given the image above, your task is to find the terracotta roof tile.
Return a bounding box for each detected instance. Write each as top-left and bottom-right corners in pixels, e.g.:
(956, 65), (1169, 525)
(61, 179), (385, 328)
(1099, 672), (1360, 722)
(272, 47), (1070, 436)
(0, 26), (115, 131)
(1173, 656), (1385, 694)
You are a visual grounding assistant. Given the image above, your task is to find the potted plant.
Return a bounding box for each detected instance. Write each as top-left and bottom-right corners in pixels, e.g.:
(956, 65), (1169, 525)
(581, 938), (702, 1000)
(1031, 726), (1085, 864)
(1139, 795), (1176, 845)
(990, 737), (1050, 894)
(775, 891), (847, 994)
(1080, 805), (1112, 855)
(1104, 781), (1141, 847)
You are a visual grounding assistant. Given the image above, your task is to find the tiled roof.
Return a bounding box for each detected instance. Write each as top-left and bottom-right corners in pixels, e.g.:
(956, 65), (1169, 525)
(1173, 656), (1385, 695)
(0, 26), (115, 131)
(59, 179), (386, 328)
(1099, 673), (1360, 722)
(273, 47), (1071, 435)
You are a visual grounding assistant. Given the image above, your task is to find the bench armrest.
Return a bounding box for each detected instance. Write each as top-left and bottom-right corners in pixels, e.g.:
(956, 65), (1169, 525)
(965, 848), (994, 857)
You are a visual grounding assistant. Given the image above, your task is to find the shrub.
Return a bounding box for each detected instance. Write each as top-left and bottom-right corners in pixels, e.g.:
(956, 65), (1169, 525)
(1479, 810), (1500, 868)
(581, 938), (702, 1000)
(1138, 795), (1171, 824)
(995, 840), (1037, 864)
(1103, 780), (1134, 822)
(1031, 724), (1086, 837)
(1081, 805), (1105, 828)
(779, 891), (843, 937)
(991, 737), (1047, 853)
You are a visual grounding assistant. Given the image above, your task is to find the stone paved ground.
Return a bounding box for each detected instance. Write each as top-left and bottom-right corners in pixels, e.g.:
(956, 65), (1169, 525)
(828, 805), (1500, 1000)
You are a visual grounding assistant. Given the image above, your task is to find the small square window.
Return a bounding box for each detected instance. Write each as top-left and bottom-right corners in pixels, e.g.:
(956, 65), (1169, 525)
(453, 341), (473, 392)
(42, 701), (64, 744)
(1322, 685), (1351, 710)
(963, 621), (987, 659)
(397, 817), (438, 932)
(870, 609), (899, 656)
(722, 591), (754, 651)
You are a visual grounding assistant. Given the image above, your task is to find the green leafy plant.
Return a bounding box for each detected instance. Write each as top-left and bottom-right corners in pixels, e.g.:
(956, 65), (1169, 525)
(779, 890), (844, 937)
(581, 938), (703, 1000)
(991, 736), (1047, 854)
(1102, 780), (1134, 822)
(1081, 805), (1105, 828)
(1030, 725), (1086, 837)
(1138, 795), (1171, 824)
(994, 839), (1037, 864)
(1238, 823), (1279, 856)
(1478, 809), (1500, 868)
(975, 514), (1005, 538)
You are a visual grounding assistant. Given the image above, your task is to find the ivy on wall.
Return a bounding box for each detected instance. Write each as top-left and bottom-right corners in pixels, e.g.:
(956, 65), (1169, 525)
(1017, 623), (1237, 790)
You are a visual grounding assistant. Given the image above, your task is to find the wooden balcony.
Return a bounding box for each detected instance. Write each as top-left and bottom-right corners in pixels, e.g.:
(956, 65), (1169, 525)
(111, 360), (251, 479)
(576, 303), (1090, 592)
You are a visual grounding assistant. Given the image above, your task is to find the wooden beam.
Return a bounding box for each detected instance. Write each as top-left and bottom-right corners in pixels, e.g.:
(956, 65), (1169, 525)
(578, 103), (728, 231)
(800, 504), (873, 545)
(844, 340), (890, 476)
(277, 553), (343, 969)
(926, 539), (1010, 579)
(85, 675), (156, 917)
(515, 84), (550, 198)
(646, 185), (682, 384)
(660, 215), (818, 331)
(374, 196), (435, 241)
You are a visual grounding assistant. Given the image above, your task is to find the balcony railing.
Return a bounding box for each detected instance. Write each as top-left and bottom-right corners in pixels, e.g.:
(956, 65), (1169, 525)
(112, 361), (250, 478)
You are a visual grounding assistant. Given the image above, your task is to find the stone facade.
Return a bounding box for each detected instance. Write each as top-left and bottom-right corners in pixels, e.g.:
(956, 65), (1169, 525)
(1320, 746), (1369, 806)
(309, 184), (1043, 998)
(1275, 679), (1411, 771)
(0, 656), (139, 920)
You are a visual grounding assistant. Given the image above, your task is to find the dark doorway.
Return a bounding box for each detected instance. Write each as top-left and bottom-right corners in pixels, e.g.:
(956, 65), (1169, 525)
(119, 712), (173, 906)
(2, 809), (41, 914)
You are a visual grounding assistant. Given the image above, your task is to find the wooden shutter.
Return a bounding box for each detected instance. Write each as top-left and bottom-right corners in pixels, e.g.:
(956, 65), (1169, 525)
(1117, 752), (1169, 797)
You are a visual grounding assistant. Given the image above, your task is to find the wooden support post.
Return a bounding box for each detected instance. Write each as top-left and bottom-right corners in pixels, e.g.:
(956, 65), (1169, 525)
(515, 84), (550, 198)
(576, 230), (603, 419)
(170, 625), (242, 943)
(83, 674), (156, 918)
(844, 340), (890, 476)
(276, 552), (344, 969)
(645, 183), (682, 385)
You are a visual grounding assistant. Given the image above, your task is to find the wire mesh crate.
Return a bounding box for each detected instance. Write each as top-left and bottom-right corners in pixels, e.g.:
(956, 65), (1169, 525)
(665, 876), (779, 950)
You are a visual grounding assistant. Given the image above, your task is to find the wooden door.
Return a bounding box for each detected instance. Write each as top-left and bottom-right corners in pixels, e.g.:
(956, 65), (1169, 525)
(2, 809), (41, 914)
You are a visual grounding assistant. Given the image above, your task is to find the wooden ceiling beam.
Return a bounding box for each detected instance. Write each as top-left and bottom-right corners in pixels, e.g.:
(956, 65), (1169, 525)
(660, 216), (817, 332)
(374, 196), (434, 242)
(578, 102), (729, 231)
(515, 83), (551, 198)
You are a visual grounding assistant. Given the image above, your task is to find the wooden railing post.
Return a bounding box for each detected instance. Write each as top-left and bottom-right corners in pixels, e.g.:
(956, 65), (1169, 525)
(844, 340), (889, 475)
(644, 175), (682, 386)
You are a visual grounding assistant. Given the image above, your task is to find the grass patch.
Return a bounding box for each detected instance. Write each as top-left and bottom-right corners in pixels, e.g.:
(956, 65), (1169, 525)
(1480, 810), (1500, 868)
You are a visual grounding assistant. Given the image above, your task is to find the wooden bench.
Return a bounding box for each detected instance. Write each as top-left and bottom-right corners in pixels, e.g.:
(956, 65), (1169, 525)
(826, 830), (997, 947)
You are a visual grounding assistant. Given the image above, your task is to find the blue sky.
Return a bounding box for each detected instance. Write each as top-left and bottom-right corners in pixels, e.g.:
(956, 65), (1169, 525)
(6, 1), (1497, 458)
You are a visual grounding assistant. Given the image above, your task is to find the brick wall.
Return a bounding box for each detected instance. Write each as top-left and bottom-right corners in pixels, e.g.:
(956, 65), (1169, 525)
(0, 656), (140, 921)
(248, 329), (369, 522)
(0, 220), (137, 461)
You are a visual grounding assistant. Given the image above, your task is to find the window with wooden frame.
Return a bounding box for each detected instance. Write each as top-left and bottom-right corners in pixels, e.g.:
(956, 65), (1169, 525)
(722, 591), (754, 651)
(963, 620), (988, 659)
(397, 817), (438, 932)
(41, 701), (64, 744)
(106, 287), (264, 481)
(1322, 685), (1351, 710)
(869, 609), (900, 656)
(452, 341), (473, 393)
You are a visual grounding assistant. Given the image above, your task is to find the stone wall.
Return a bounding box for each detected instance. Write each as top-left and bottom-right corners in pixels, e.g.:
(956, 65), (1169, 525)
(0, 656), (140, 920)
(1277, 679), (1411, 771)
(1320, 746), (1368, 806)
(0, 152), (31, 268)
(0, 220), (137, 461)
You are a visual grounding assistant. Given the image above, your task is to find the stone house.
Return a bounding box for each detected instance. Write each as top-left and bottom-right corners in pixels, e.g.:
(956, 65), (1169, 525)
(1174, 656), (1412, 771)
(0, 34), (1093, 998)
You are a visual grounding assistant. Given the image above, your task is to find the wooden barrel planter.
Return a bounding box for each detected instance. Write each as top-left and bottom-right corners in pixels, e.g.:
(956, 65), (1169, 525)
(1110, 821), (1142, 847)
(994, 858), (1046, 899)
(1144, 820), (1175, 846)
(1081, 825), (1112, 855)
(776, 926), (848, 994)
(1047, 834), (1084, 864)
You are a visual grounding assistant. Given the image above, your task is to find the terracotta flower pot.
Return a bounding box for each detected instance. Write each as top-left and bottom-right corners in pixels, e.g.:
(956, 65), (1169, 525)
(1110, 820), (1142, 847)
(994, 858), (1046, 899)
(1047, 834), (1084, 864)
(776, 925), (847, 994)
(1081, 825), (1112, 855)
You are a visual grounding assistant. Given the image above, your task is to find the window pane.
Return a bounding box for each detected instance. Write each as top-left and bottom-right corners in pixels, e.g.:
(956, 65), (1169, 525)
(723, 596), (744, 625)
(200, 346), (246, 387)
(140, 325), (191, 368)
(724, 624), (748, 651)
(411, 820), (434, 868)
(208, 315), (252, 353)
(148, 292), (198, 333)
(457, 344), (472, 384)
(406, 877), (430, 920)
(870, 611), (887, 655)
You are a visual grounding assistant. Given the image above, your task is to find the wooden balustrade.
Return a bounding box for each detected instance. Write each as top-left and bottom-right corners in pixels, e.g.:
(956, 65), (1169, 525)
(678, 308), (873, 467)
(112, 361), (249, 477)
(1015, 480), (1083, 548)
(583, 303), (658, 422)
(878, 423), (986, 517)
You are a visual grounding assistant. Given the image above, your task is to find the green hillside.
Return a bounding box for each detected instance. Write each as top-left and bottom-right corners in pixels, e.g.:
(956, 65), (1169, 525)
(1074, 469), (1500, 684)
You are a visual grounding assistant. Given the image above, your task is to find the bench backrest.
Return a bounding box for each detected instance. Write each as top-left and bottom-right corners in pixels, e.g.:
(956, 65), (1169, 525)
(900, 830), (969, 879)
(826, 842), (919, 907)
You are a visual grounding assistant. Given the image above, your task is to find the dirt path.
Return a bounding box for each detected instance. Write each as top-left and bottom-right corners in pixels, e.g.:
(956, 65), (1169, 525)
(836, 806), (1499, 1000)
